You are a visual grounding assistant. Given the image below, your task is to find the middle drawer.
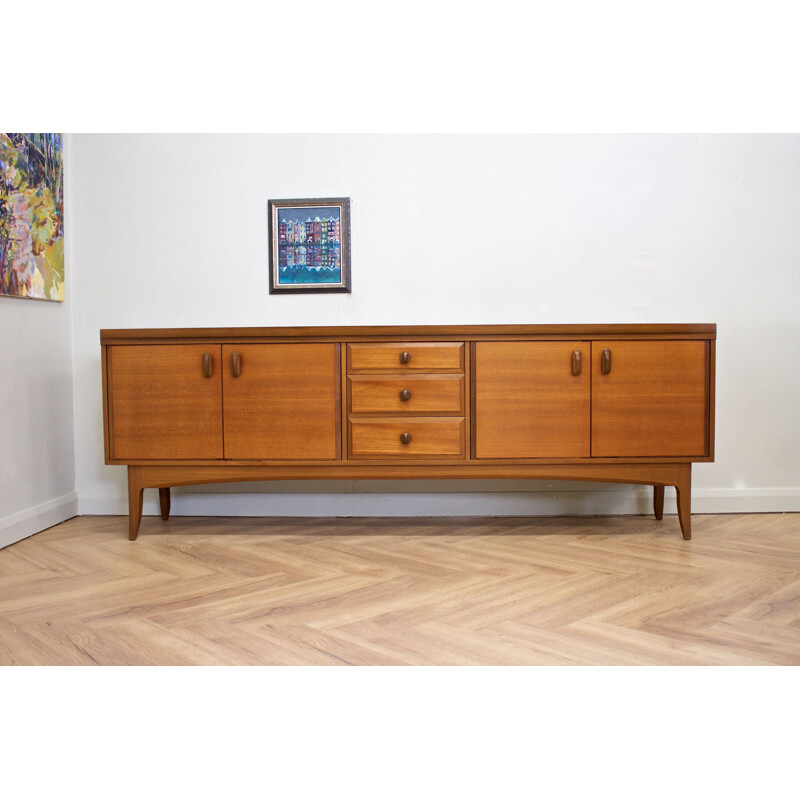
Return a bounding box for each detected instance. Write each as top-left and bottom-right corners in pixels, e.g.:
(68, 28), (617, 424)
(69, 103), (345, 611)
(348, 374), (464, 414)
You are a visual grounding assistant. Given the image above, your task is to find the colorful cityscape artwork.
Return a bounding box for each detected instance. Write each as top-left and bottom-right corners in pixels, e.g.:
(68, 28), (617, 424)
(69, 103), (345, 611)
(269, 197), (351, 293)
(0, 133), (64, 301)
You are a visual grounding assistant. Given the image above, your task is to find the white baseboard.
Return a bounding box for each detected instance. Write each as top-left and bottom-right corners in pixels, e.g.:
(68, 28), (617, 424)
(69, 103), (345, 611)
(76, 486), (800, 518)
(5, 486), (792, 549)
(688, 487), (800, 513)
(0, 492), (79, 549)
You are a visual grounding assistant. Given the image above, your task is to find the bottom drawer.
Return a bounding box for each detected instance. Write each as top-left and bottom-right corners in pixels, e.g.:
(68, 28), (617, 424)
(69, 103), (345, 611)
(350, 417), (465, 458)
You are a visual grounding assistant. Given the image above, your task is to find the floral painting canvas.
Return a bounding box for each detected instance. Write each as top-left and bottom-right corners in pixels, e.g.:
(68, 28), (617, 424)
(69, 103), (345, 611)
(0, 133), (64, 301)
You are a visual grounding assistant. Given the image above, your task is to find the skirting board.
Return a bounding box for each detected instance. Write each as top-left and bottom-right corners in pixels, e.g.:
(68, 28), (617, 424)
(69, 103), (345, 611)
(0, 492), (79, 549)
(77, 486), (800, 518)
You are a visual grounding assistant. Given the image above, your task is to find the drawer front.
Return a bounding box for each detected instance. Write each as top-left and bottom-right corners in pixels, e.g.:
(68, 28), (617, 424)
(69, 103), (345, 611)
(350, 418), (465, 458)
(348, 342), (464, 372)
(349, 375), (464, 414)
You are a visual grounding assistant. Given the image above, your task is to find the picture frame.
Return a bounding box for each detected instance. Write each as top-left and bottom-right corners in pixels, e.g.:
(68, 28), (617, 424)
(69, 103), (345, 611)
(268, 197), (351, 294)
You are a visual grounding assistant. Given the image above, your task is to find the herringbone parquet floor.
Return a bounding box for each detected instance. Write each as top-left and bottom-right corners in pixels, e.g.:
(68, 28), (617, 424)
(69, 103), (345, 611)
(1, 513), (798, 665)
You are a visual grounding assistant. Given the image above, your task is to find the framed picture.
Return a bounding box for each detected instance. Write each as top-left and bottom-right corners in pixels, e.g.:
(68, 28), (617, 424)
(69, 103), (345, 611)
(268, 197), (351, 294)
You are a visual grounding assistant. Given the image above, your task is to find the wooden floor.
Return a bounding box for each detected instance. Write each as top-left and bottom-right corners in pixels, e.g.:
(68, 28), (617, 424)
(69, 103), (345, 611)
(1, 513), (798, 665)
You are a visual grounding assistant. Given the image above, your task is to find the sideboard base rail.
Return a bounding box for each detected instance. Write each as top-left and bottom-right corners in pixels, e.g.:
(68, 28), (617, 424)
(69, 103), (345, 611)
(126, 463), (693, 542)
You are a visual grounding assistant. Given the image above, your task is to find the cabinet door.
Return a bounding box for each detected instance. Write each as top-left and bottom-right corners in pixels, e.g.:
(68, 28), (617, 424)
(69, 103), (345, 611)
(108, 344), (223, 460)
(592, 340), (708, 457)
(474, 342), (590, 458)
(222, 343), (340, 460)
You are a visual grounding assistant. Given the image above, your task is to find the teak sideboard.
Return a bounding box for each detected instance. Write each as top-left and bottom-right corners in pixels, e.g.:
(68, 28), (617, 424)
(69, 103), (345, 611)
(100, 324), (716, 541)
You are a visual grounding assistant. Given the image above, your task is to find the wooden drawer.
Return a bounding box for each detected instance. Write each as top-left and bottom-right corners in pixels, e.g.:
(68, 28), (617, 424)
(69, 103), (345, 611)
(349, 375), (464, 414)
(350, 417), (465, 458)
(347, 342), (464, 372)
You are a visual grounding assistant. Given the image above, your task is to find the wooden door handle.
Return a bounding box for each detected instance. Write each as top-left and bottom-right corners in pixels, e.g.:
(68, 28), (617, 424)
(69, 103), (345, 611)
(230, 351), (241, 378)
(572, 350), (582, 376)
(399, 389), (412, 401)
(399, 351), (412, 364)
(201, 353), (213, 378)
(400, 432), (412, 444)
(601, 349), (612, 375)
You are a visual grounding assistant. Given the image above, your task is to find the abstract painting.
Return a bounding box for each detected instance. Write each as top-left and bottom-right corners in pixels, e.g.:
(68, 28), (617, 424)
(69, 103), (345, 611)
(0, 133), (64, 301)
(268, 197), (351, 293)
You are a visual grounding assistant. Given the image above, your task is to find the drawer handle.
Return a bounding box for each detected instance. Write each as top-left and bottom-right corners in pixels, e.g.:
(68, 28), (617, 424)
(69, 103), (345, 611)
(230, 351), (241, 378)
(400, 432), (412, 444)
(399, 351), (412, 364)
(601, 348), (612, 375)
(572, 350), (582, 376)
(399, 389), (412, 401)
(201, 353), (213, 378)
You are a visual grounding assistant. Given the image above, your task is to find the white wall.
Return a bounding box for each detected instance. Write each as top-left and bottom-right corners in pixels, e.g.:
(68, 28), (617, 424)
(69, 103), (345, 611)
(69, 134), (800, 519)
(0, 137), (77, 546)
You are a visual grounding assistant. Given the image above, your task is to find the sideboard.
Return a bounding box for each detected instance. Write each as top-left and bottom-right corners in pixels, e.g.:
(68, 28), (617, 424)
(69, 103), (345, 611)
(100, 324), (716, 540)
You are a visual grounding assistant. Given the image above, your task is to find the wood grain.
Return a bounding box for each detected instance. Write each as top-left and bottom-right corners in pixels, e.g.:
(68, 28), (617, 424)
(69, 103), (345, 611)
(347, 342), (465, 372)
(474, 341), (590, 458)
(592, 340), (708, 457)
(2, 512), (797, 666)
(348, 374), (464, 414)
(350, 417), (465, 458)
(101, 323), (717, 344)
(222, 343), (339, 460)
(131, 461), (695, 486)
(108, 344), (224, 460)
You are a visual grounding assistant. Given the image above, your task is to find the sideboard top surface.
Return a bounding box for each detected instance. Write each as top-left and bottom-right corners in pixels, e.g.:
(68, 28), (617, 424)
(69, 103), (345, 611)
(101, 323), (717, 344)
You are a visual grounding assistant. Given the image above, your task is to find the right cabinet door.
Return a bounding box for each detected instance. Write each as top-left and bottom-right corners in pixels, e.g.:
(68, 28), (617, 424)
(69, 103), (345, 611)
(591, 340), (708, 457)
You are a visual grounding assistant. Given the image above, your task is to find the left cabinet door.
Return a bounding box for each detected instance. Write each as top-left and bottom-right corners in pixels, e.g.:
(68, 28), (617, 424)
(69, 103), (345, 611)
(222, 343), (340, 460)
(108, 344), (223, 460)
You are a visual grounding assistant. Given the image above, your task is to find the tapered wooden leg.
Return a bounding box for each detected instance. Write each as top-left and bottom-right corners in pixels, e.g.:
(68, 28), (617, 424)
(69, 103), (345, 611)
(653, 485), (665, 520)
(159, 487), (171, 521)
(127, 466), (144, 541)
(674, 464), (692, 540)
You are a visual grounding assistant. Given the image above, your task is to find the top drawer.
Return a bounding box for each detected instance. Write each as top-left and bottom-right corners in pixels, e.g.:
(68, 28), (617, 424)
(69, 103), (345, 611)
(347, 342), (464, 372)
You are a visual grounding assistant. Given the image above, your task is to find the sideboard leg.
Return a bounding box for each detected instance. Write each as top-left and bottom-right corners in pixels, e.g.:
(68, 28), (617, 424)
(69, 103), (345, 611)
(675, 465), (692, 540)
(159, 487), (171, 521)
(653, 485), (665, 520)
(127, 466), (144, 541)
